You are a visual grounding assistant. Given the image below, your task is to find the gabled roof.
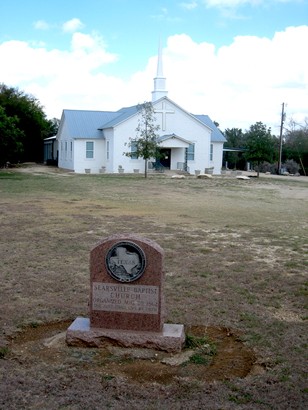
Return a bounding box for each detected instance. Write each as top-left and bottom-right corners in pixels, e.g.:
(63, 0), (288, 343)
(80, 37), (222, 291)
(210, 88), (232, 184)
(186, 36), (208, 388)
(158, 133), (191, 145)
(62, 110), (118, 139)
(193, 114), (226, 142)
(59, 101), (226, 143)
(99, 105), (139, 129)
(153, 96), (226, 143)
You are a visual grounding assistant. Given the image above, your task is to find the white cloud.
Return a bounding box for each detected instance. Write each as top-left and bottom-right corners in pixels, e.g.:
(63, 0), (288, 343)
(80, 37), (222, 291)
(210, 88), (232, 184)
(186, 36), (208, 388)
(151, 7), (182, 22)
(203, 0), (259, 6)
(62, 18), (84, 33)
(0, 26), (307, 132)
(202, 0), (299, 8)
(0, 32), (120, 116)
(33, 20), (50, 30)
(161, 27), (308, 131)
(180, 1), (198, 10)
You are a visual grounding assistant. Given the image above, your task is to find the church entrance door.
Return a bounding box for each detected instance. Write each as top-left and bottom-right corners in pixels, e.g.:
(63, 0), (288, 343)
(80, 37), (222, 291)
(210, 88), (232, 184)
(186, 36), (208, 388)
(159, 148), (171, 169)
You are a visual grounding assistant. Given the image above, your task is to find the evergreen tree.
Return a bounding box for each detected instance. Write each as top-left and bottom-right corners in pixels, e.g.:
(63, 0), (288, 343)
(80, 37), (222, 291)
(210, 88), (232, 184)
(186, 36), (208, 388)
(244, 122), (276, 177)
(0, 107), (25, 166)
(0, 83), (55, 164)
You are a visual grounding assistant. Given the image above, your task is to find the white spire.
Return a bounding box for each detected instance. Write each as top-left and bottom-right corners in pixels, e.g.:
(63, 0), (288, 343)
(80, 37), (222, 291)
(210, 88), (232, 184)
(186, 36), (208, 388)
(157, 39), (164, 77)
(152, 40), (168, 102)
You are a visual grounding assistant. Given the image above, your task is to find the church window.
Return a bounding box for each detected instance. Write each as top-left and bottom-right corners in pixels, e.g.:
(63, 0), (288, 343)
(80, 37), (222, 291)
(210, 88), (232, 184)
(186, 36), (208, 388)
(70, 141), (73, 159)
(187, 143), (195, 161)
(86, 141), (94, 159)
(210, 144), (213, 161)
(131, 141), (138, 159)
(65, 141), (68, 159)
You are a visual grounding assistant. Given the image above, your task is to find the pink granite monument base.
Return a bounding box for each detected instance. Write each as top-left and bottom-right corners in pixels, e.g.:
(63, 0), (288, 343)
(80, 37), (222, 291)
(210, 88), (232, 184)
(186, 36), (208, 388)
(66, 235), (185, 353)
(66, 317), (185, 352)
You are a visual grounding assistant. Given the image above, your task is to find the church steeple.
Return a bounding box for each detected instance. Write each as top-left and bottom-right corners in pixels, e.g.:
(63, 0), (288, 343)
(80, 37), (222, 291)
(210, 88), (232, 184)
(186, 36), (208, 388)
(152, 40), (168, 102)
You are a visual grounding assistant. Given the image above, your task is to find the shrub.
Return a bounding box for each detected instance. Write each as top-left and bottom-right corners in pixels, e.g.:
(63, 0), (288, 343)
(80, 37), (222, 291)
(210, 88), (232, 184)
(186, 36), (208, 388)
(255, 162), (277, 174)
(283, 159), (300, 174)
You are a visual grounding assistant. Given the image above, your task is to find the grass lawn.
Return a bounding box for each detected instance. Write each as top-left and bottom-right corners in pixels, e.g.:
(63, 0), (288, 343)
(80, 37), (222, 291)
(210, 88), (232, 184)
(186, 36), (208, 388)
(0, 166), (307, 409)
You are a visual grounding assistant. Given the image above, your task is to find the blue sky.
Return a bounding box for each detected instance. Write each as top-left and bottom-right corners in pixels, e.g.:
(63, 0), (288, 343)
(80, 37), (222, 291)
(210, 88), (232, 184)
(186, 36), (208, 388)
(0, 0), (307, 131)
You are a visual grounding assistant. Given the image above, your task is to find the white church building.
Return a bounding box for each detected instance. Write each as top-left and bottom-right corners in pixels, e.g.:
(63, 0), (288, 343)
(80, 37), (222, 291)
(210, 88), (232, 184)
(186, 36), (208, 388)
(57, 47), (226, 175)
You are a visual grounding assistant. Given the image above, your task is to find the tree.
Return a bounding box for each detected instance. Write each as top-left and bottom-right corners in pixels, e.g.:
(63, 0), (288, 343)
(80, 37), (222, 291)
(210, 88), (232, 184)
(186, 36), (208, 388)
(223, 128), (245, 169)
(244, 122), (276, 177)
(283, 118), (308, 175)
(0, 83), (54, 164)
(0, 106), (25, 166)
(125, 102), (160, 178)
(47, 117), (60, 137)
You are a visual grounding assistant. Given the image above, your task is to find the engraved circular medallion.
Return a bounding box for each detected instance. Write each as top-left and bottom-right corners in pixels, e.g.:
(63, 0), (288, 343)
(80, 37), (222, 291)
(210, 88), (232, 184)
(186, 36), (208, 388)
(105, 241), (146, 282)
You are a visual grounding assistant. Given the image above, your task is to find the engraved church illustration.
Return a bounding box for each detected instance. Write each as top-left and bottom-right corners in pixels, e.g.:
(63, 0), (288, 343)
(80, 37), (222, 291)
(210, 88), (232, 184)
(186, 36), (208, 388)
(56, 45), (226, 174)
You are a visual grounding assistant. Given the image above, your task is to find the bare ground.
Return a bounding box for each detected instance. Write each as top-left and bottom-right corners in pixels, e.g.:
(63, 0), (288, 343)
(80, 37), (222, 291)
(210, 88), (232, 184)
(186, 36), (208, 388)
(0, 165), (307, 409)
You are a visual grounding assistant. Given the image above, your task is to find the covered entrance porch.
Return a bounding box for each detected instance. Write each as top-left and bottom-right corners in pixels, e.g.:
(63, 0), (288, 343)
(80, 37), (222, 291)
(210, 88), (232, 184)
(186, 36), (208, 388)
(154, 134), (191, 172)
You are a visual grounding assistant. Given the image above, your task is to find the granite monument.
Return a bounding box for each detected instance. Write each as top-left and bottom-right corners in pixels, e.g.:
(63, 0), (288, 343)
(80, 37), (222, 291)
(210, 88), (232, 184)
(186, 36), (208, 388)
(66, 234), (185, 352)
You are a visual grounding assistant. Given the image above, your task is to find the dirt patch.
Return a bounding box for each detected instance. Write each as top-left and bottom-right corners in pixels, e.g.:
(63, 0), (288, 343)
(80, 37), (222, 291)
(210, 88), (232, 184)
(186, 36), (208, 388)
(7, 321), (257, 385)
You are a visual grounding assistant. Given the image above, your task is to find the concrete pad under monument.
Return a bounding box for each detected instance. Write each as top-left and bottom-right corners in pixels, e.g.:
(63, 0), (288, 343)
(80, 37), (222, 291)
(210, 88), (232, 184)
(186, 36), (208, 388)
(66, 234), (185, 352)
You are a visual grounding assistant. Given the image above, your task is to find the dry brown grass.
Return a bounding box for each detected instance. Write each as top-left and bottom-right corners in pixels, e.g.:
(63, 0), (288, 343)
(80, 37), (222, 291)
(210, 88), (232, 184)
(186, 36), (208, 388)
(0, 165), (307, 409)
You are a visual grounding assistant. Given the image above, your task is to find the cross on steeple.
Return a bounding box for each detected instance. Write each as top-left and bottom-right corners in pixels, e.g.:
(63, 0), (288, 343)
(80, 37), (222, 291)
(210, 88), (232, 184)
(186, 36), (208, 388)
(155, 101), (174, 131)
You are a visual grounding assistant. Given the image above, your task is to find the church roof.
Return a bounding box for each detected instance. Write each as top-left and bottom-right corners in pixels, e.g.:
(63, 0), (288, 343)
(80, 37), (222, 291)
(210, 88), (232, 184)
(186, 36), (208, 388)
(193, 114), (226, 142)
(152, 96), (226, 143)
(61, 106), (225, 143)
(62, 110), (118, 139)
(99, 105), (139, 129)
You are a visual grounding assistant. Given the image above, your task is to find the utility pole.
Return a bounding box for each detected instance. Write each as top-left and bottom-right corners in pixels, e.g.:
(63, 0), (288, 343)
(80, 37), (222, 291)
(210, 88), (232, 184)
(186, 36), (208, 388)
(278, 102), (285, 175)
